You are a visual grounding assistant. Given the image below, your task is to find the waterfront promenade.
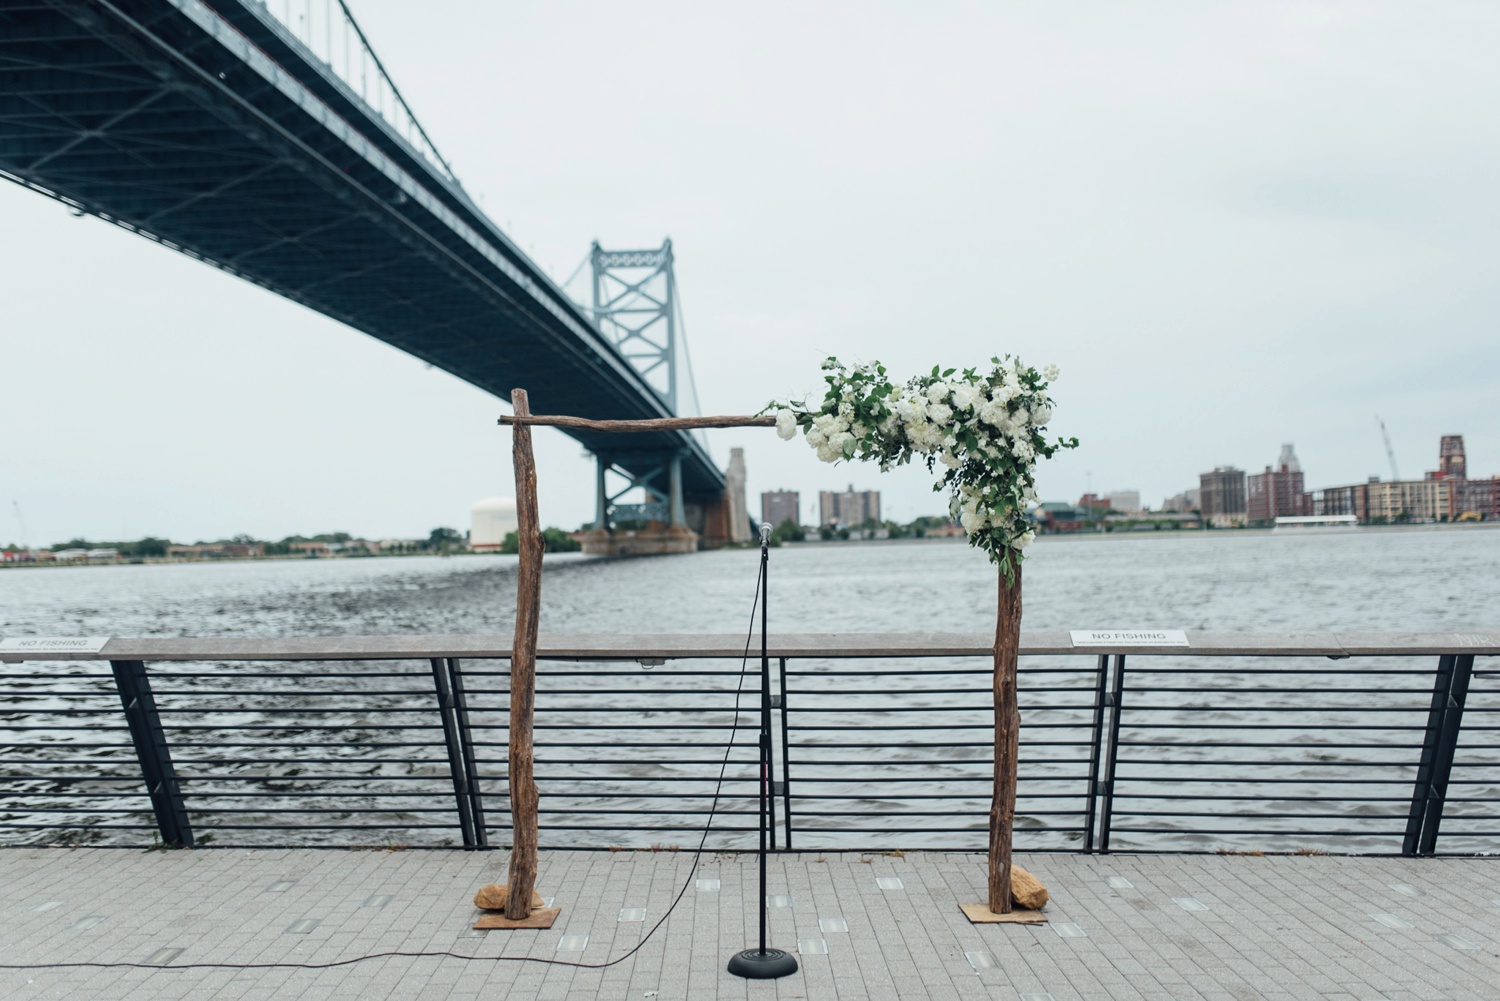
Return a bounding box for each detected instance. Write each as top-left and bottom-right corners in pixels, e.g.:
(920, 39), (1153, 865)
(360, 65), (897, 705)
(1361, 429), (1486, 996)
(3, 848), (1496, 1000)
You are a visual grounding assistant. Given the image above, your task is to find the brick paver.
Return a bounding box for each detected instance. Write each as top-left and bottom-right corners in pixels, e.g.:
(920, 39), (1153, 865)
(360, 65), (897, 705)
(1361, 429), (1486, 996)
(1, 849), (1496, 999)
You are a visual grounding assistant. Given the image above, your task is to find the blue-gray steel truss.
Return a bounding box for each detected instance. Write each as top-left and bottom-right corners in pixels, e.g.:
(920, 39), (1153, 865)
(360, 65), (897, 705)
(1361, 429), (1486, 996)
(0, 0), (724, 498)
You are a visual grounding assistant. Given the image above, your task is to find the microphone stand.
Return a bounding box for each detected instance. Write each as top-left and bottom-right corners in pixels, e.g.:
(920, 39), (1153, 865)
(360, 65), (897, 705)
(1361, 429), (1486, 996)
(726, 523), (798, 980)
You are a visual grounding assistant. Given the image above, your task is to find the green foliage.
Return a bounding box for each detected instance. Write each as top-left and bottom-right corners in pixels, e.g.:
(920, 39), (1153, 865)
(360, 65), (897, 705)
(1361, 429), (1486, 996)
(542, 527), (581, 553)
(770, 518), (805, 544)
(498, 528), (581, 555)
(426, 527), (463, 551)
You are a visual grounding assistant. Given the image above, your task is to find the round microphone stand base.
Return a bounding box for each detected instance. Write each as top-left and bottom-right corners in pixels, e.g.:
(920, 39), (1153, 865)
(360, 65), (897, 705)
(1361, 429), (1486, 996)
(727, 947), (799, 980)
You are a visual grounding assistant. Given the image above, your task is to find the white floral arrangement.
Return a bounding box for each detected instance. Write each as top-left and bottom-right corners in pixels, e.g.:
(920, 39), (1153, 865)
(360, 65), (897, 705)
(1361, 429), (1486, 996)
(766, 357), (1078, 579)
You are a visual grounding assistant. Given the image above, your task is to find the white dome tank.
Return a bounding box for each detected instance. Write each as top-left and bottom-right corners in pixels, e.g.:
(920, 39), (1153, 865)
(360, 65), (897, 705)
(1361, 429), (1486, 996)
(471, 496), (518, 552)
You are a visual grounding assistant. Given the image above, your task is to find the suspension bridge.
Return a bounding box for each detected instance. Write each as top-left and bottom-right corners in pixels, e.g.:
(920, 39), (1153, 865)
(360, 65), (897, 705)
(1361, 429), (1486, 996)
(0, 0), (746, 548)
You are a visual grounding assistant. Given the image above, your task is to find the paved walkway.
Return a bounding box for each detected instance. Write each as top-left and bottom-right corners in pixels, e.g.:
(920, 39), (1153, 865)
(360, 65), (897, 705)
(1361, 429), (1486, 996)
(1, 848), (1497, 1000)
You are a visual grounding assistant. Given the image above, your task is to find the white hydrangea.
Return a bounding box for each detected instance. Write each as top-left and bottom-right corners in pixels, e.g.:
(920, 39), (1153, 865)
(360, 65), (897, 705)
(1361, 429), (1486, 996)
(775, 409), (797, 440)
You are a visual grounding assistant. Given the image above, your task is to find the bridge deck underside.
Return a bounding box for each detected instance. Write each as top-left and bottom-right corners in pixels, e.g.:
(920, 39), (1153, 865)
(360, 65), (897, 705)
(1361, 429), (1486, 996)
(0, 0), (722, 498)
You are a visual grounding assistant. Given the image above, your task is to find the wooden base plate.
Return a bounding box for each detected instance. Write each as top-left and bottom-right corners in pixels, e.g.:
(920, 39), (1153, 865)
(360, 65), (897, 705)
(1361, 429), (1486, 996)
(959, 902), (1047, 924)
(473, 906), (561, 930)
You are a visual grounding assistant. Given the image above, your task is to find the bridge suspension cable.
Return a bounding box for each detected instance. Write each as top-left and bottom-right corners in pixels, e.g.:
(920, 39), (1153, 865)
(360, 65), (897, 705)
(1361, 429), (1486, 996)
(259, 0), (456, 181)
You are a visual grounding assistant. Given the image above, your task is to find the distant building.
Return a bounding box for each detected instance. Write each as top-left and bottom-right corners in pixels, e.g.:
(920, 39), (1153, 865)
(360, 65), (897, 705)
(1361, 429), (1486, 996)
(289, 541), (329, 555)
(1199, 466), (1247, 526)
(1451, 476), (1500, 520)
(1077, 493), (1110, 513)
(1315, 436), (1497, 522)
(1435, 435), (1467, 479)
(819, 485), (881, 527)
(1246, 444), (1312, 524)
(471, 497), (518, 552)
(166, 543), (264, 559)
(1106, 490), (1141, 514)
(761, 490), (800, 531)
(1367, 478), (1451, 523)
(1036, 502), (1090, 534)
(1161, 489), (1200, 513)
(725, 448), (751, 542)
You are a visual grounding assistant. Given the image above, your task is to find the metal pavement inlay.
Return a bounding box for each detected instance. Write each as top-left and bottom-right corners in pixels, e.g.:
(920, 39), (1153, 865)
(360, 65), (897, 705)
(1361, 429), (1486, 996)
(557, 934), (589, 952)
(797, 938), (828, 955)
(818, 916), (848, 933)
(1173, 897), (1210, 911)
(1053, 922), (1087, 938)
(1370, 913), (1413, 929)
(286, 918), (319, 934)
(143, 947), (183, 965)
(964, 950), (996, 971)
(1435, 933), (1479, 950)
(875, 877), (904, 890)
(618, 908), (646, 922)
(1106, 877), (1133, 889)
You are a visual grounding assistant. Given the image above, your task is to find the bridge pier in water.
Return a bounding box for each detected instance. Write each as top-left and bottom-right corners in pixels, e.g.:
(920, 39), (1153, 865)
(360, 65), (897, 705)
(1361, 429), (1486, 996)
(580, 448), (750, 555)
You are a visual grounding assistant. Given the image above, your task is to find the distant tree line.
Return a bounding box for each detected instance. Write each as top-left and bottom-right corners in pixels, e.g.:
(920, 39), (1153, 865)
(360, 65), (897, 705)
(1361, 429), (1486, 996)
(497, 527), (582, 554)
(39, 527), (473, 558)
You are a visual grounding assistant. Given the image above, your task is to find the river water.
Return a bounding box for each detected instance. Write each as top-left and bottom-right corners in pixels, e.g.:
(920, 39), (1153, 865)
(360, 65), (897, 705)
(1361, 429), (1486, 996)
(3, 526), (1499, 853)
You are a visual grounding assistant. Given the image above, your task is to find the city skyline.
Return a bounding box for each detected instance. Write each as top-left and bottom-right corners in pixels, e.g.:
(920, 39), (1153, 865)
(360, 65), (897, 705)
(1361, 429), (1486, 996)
(5, 2), (1500, 544)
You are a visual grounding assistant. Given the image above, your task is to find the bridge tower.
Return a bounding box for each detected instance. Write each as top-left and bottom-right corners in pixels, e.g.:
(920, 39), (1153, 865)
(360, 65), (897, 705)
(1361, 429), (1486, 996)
(582, 240), (742, 552)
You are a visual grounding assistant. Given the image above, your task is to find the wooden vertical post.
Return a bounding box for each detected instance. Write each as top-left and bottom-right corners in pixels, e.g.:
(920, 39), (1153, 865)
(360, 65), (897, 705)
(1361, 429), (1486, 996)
(506, 388), (542, 920)
(988, 560), (1022, 913)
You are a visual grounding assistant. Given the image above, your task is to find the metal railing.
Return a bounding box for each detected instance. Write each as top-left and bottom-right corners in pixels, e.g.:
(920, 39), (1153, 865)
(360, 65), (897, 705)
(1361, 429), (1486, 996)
(1, 631), (1496, 854)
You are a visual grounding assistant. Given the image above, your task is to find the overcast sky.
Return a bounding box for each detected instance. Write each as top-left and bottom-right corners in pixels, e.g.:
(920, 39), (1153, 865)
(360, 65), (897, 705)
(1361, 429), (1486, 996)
(5, 0), (1499, 545)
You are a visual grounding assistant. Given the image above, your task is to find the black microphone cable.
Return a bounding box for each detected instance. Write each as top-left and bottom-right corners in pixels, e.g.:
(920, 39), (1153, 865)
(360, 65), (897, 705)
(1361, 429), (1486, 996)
(0, 558), (768, 973)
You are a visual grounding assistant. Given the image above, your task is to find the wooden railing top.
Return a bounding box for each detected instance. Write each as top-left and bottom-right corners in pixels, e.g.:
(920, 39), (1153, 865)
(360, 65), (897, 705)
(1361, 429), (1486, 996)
(3, 630), (1499, 662)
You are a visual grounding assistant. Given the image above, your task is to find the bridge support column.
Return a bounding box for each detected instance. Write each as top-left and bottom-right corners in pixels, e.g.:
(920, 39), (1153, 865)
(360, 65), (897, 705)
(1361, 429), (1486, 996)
(669, 454), (687, 528)
(594, 457), (609, 531)
(578, 454), (699, 556)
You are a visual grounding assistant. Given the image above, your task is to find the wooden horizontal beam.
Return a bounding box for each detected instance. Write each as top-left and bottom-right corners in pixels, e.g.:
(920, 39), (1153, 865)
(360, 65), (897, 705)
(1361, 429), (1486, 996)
(498, 414), (776, 432)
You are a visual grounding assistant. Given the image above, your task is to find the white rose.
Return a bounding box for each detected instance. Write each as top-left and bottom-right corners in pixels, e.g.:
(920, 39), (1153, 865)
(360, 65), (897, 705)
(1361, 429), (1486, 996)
(1012, 528), (1036, 550)
(950, 383), (977, 410)
(775, 409), (797, 440)
(805, 426), (827, 448)
(928, 402), (953, 425)
(1043, 364), (1060, 382)
(939, 450), (962, 469)
(927, 382), (949, 404)
(1032, 404), (1052, 425)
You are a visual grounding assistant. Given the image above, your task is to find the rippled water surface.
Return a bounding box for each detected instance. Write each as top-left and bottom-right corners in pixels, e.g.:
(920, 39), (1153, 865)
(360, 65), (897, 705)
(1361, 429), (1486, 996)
(6, 525), (1500, 636)
(3, 526), (1499, 853)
